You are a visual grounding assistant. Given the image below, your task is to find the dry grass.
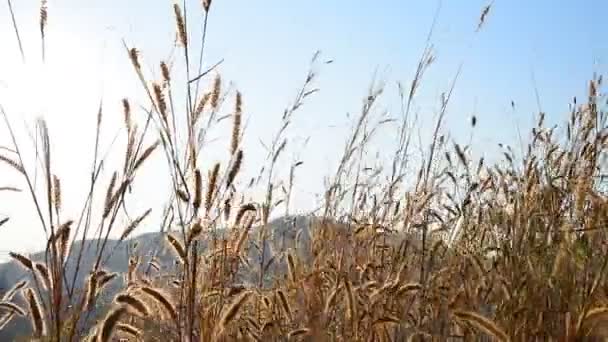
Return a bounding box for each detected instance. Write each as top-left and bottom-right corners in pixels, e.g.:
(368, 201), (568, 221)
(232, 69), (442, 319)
(0, 1), (607, 342)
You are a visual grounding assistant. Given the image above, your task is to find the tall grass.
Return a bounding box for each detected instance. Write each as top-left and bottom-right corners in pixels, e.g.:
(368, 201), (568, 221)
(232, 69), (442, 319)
(1, 1), (607, 341)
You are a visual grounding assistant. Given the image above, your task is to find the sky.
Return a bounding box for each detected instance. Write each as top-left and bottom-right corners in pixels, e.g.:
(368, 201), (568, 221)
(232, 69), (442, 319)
(0, 0), (606, 258)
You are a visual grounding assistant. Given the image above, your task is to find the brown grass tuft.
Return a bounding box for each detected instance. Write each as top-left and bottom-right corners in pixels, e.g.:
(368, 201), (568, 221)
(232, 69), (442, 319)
(231, 92), (242, 155)
(206, 162), (220, 212)
(139, 286), (177, 321)
(344, 278), (356, 321)
(85, 273), (99, 312)
(0, 302), (26, 316)
(56, 220), (72, 260)
(223, 195), (233, 221)
(226, 150), (243, 188)
(52, 174), (61, 212)
(166, 233), (187, 262)
(276, 289), (292, 321)
(3, 4), (608, 341)
(115, 293), (150, 317)
(119, 208), (152, 241)
(210, 74), (222, 111)
(39, 0), (48, 37)
(2, 280), (27, 301)
(234, 214), (255, 255)
(153, 82), (168, 123)
(0, 155), (25, 174)
(286, 251), (297, 282)
(116, 323), (142, 338)
(187, 220), (203, 245)
(193, 92), (210, 124)
(217, 290), (252, 335)
(129, 48), (141, 70)
(396, 283), (422, 296)
(34, 263), (51, 290)
(288, 328), (310, 338)
(173, 3), (187, 48)
(177, 188), (190, 202)
(98, 272), (118, 289)
(133, 141), (160, 171)
(579, 306), (608, 336)
(193, 168), (202, 210)
(9, 252), (33, 270)
(103, 171), (118, 218)
(98, 306), (127, 342)
(160, 61), (171, 82)
(453, 310), (510, 342)
(105, 179), (131, 219)
(203, 0), (212, 12)
(122, 98), (131, 132)
(24, 288), (46, 338)
(234, 203), (256, 227)
(324, 284), (340, 317)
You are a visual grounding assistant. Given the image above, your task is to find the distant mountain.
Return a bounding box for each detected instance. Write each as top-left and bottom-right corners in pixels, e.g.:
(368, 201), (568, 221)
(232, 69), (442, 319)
(0, 214), (318, 340)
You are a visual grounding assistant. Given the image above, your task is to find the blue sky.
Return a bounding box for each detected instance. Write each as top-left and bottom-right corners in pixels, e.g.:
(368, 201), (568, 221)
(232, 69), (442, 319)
(0, 0), (606, 255)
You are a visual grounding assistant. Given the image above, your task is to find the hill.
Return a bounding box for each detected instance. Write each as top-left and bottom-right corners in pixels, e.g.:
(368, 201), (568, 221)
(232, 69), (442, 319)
(0, 215), (323, 340)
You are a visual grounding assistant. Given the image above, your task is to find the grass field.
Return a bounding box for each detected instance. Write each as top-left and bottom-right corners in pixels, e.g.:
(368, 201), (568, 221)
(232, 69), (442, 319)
(1, 1), (607, 341)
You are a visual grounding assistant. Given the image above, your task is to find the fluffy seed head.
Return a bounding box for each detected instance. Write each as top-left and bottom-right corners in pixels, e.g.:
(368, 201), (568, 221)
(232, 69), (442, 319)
(234, 203), (256, 227)
(120, 209), (152, 241)
(160, 61), (171, 82)
(193, 169), (202, 210)
(24, 288), (46, 338)
(122, 98), (131, 132)
(203, 0), (212, 12)
(98, 306), (127, 342)
(103, 172), (118, 218)
(133, 141), (160, 171)
(218, 290), (252, 335)
(286, 252), (296, 282)
(117, 323), (142, 338)
(139, 287), (177, 321)
(0, 302), (26, 316)
(52, 175), (61, 211)
(129, 48), (141, 70)
(166, 234), (186, 263)
(193, 92), (210, 124)
(211, 74), (222, 111)
(85, 273), (99, 312)
(231, 92), (242, 155)
(276, 290), (292, 321)
(3, 280), (28, 301)
(152, 82), (168, 123)
(226, 150), (243, 189)
(98, 273), (118, 289)
(206, 163), (220, 212)
(173, 4), (187, 48)
(115, 293), (150, 317)
(0, 155), (25, 174)
(34, 263), (51, 291)
(187, 220), (203, 245)
(288, 328), (310, 338)
(39, 0), (48, 37)
(452, 310), (510, 342)
(223, 195), (233, 221)
(9, 252), (33, 270)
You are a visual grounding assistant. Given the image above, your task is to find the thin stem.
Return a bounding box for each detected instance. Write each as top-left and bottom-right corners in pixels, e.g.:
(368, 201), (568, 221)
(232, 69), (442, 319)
(193, 11), (210, 105)
(7, 0), (25, 62)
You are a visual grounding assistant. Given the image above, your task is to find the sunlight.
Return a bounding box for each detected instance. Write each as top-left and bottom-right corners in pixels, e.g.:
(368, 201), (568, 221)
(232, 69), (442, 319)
(0, 23), (143, 253)
(1, 28), (129, 124)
